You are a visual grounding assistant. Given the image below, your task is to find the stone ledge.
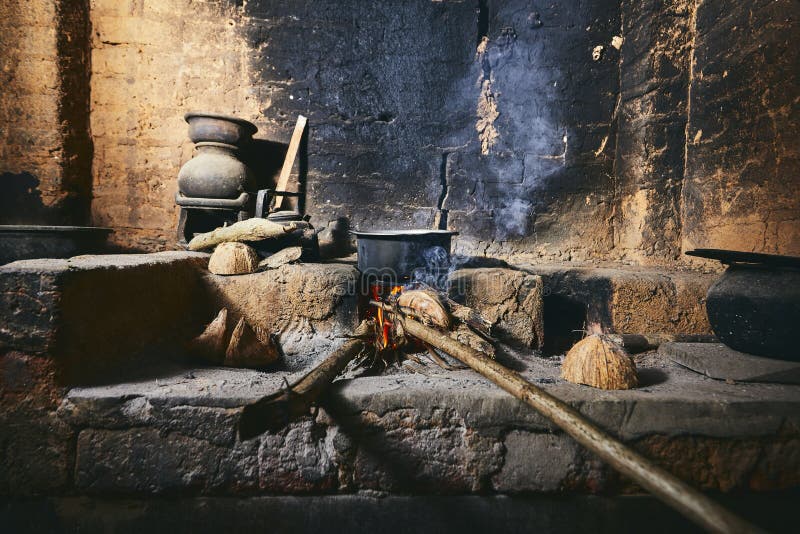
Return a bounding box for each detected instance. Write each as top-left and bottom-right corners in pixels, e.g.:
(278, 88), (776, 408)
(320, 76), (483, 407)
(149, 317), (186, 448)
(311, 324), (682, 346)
(518, 263), (716, 353)
(0, 251), (209, 356)
(57, 351), (800, 496)
(199, 263), (360, 371)
(3, 494), (797, 534)
(0, 253), (361, 379)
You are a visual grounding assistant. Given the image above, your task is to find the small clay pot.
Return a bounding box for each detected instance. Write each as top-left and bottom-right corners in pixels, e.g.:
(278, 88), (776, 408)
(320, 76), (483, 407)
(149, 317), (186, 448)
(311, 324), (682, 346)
(185, 112), (258, 146)
(688, 248), (800, 361)
(706, 263), (800, 361)
(177, 142), (255, 199)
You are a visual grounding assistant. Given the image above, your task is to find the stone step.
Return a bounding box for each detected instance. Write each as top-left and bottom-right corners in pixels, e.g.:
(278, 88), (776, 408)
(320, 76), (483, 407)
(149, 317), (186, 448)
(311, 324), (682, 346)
(56, 351), (800, 497)
(3, 494), (798, 534)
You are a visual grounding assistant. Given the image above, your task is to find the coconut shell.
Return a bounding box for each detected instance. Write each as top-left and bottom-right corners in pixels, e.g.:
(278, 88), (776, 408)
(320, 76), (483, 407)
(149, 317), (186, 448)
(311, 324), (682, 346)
(561, 334), (638, 390)
(397, 289), (451, 329)
(224, 317), (280, 368)
(208, 242), (259, 275)
(187, 308), (228, 363)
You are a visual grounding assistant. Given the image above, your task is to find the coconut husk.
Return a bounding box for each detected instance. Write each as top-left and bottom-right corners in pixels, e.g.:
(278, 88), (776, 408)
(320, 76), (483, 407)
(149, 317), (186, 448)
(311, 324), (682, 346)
(561, 334), (638, 390)
(208, 242), (259, 275)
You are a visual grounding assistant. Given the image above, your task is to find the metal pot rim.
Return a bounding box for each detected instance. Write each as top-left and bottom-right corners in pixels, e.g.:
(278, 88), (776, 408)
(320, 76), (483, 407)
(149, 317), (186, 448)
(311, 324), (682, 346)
(350, 229), (458, 238)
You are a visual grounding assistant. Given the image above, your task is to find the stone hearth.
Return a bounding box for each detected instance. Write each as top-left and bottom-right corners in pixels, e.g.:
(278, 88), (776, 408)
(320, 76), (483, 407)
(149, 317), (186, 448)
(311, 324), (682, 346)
(1, 252), (798, 533)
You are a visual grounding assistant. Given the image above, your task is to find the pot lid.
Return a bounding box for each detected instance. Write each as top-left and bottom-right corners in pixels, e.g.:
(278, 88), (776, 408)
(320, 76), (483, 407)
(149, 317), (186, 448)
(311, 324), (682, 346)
(686, 248), (800, 268)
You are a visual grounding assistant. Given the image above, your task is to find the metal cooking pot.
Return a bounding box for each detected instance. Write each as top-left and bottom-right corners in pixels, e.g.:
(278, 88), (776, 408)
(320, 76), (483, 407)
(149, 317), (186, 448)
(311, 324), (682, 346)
(686, 248), (800, 361)
(351, 229), (457, 280)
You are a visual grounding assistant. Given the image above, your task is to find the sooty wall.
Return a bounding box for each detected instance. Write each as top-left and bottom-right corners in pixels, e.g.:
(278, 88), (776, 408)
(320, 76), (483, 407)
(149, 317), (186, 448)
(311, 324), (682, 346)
(244, 0), (621, 262)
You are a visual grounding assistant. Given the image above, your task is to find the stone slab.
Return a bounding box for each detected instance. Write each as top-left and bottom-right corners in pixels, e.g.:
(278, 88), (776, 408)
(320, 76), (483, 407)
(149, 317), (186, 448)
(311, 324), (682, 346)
(56, 352), (800, 496)
(61, 353), (800, 440)
(448, 267), (544, 350)
(5, 494), (797, 534)
(0, 252), (210, 383)
(660, 343), (800, 385)
(198, 262), (360, 371)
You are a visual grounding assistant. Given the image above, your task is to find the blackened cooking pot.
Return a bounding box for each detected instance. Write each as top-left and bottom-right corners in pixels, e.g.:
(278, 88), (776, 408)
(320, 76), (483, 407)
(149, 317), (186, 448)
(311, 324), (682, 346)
(351, 229), (457, 280)
(686, 248), (800, 361)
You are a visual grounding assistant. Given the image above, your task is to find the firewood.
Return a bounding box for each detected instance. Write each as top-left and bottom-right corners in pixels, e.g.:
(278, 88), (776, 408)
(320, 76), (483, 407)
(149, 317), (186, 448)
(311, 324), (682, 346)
(397, 289), (451, 329)
(371, 301), (760, 534)
(424, 343), (455, 370)
(225, 317), (279, 368)
(450, 323), (495, 358)
(208, 242), (260, 275)
(258, 246), (302, 270)
(188, 218), (311, 251)
(444, 296), (493, 338)
(238, 320), (373, 439)
(187, 308), (228, 363)
(561, 334), (638, 390)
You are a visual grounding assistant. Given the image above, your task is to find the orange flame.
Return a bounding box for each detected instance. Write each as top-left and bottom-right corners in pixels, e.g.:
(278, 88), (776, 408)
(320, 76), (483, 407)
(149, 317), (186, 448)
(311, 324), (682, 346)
(371, 284), (403, 349)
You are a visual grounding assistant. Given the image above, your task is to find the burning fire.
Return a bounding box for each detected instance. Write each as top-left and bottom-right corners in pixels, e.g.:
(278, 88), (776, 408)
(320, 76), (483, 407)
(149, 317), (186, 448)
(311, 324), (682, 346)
(370, 283), (403, 349)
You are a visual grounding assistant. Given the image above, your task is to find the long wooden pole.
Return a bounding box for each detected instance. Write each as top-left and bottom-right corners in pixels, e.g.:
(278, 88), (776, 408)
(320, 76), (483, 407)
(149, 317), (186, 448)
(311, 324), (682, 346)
(374, 303), (761, 534)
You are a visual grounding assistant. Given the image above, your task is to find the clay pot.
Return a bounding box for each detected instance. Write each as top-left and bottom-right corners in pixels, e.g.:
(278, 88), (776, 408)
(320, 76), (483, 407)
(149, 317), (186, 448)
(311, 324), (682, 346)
(177, 142), (255, 199)
(688, 248), (800, 361)
(706, 263), (800, 361)
(185, 112), (257, 146)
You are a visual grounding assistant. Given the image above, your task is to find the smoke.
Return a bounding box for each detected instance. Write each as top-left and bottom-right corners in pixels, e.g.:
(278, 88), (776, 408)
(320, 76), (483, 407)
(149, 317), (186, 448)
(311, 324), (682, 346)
(475, 29), (569, 242)
(494, 197), (534, 240)
(410, 245), (507, 295)
(411, 245), (452, 289)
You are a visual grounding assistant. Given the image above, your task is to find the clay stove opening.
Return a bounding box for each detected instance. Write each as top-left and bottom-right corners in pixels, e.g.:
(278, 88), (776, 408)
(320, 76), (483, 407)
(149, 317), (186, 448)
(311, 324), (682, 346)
(541, 295), (586, 356)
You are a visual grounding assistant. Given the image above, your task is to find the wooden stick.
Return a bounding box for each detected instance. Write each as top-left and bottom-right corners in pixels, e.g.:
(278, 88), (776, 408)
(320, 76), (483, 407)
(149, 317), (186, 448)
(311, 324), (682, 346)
(445, 296), (493, 338)
(273, 114), (307, 211)
(424, 342), (454, 370)
(238, 321), (370, 439)
(372, 302), (761, 534)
